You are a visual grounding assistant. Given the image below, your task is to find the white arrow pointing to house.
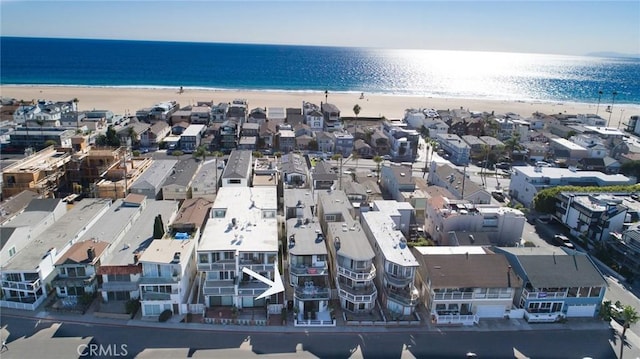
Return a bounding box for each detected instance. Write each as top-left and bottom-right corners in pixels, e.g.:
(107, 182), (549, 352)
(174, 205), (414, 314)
(241, 260), (284, 300)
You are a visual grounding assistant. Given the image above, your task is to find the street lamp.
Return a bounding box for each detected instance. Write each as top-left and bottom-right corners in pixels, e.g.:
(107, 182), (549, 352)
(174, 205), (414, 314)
(324, 89), (328, 104)
(618, 109), (625, 129)
(607, 91), (618, 127)
(595, 90), (603, 116)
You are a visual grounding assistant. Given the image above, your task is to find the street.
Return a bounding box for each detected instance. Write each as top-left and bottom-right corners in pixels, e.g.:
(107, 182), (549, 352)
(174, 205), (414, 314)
(0, 315), (625, 359)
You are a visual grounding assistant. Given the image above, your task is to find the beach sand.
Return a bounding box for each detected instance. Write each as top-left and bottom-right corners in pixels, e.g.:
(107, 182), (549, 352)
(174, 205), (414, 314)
(2, 86), (639, 128)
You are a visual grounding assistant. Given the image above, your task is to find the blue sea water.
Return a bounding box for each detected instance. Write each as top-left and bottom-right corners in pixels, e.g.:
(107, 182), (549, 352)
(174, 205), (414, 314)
(2, 37), (639, 106)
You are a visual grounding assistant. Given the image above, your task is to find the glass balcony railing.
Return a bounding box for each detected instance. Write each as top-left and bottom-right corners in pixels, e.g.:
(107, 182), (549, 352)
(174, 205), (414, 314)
(294, 286), (331, 300)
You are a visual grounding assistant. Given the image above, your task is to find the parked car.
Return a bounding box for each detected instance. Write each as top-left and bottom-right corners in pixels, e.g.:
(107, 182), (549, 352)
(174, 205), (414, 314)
(552, 234), (575, 249)
(536, 161), (553, 167)
(496, 162), (511, 170)
(382, 155), (392, 160)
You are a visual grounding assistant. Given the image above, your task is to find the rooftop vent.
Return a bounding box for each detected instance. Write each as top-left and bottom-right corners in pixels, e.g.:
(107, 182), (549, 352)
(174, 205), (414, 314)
(173, 252), (181, 262)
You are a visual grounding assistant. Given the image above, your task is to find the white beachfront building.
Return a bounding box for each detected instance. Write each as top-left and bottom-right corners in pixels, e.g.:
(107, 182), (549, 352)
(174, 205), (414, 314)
(197, 187), (279, 309)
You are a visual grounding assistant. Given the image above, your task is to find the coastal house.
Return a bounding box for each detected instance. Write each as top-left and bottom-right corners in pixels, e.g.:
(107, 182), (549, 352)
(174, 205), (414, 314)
(211, 103), (229, 123)
(129, 159), (179, 200)
(321, 103), (343, 132)
(1, 199), (111, 310)
(190, 105), (212, 125)
(318, 190), (377, 313)
(52, 240), (110, 300)
(9, 128), (75, 150)
(428, 163), (492, 204)
(369, 129), (390, 155)
(423, 194), (525, 247)
(316, 132), (335, 153)
(0, 198), (67, 274)
(197, 187), (279, 309)
(435, 133), (470, 166)
(280, 153), (309, 187)
(382, 120), (419, 161)
(494, 247), (607, 322)
(353, 139), (373, 159)
(221, 150), (253, 187)
(509, 166), (634, 208)
(554, 193), (629, 243)
(180, 124), (206, 153)
(333, 131), (354, 157)
(97, 197), (179, 304)
(218, 119), (239, 151)
(161, 158), (201, 201)
(607, 226), (640, 281)
(190, 159), (223, 201)
(140, 121), (170, 149)
(462, 135), (486, 160)
(361, 201), (420, 316)
(285, 189), (334, 326)
(117, 120), (150, 147)
(276, 128), (296, 153)
(170, 197), (212, 239)
(0, 190), (41, 226)
(380, 163), (415, 202)
(252, 157), (279, 187)
(241, 122), (260, 137)
(171, 122), (190, 136)
(247, 108), (267, 125)
(312, 162), (338, 190)
(412, 247), (521, 326)
(138, 236), (197, 316)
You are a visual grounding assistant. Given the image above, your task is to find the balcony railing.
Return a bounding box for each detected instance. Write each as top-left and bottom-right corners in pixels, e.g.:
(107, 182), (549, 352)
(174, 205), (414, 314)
(432, 312), (479, 326)
(290, 265), (328, 276)
(237, 281), (268, 296)
(1, 279), (41, 292)
(386, 285), (419, 306)
(432, 292), (473, 300)
(384, 272), (413, 288)
(522, 289), (566, 299)
(337, 283), (377, 304)
(294, 286), (331, 300)
(197, 261), (236, 272)
(141, 291), (177, 301)
(338, 264), (376, 281)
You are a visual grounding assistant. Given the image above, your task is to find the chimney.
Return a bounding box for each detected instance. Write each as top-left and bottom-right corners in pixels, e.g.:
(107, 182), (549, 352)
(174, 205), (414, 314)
(133, 253), (139, 264)
(87, 247), (96, 261)
(507, 265), (512, 288)
(173, 252), (181, 263)
(465, 252), (469, 260)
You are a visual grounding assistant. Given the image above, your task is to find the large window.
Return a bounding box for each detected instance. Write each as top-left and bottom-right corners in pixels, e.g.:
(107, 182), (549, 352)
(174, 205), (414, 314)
(199, 253), (209, 264)
(107, 274), (130, 282)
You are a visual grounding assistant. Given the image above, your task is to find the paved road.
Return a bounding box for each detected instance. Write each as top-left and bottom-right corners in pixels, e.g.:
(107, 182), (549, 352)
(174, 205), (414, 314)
(0, 315), (626, 359)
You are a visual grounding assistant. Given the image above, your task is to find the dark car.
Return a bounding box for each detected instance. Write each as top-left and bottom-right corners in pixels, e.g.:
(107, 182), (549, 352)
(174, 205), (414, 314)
(496, 162), (511, 170)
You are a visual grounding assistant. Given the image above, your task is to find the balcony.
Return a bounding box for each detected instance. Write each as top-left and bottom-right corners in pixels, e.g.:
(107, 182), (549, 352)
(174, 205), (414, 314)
(432, 291), (473, 301)
(294, 285), (330, 301)
(337, 264), (376, 281)
(203, 280), (235, 296)
(522, 289), (566, 299)
(197, 260), (236, 272)
(431, 311), (479, 326)
(383, 272), (413, 288)
(1, 279), (41, 292)
(237, 281), (269, 296)
(386, 285), (419, 306)
(337, 282), (377, 304)
(141, 290), (177, 301)
(290, 265), (328, 276)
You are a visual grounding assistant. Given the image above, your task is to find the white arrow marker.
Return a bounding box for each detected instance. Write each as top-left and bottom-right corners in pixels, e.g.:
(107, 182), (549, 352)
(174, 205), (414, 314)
(241, 260), (284, 300)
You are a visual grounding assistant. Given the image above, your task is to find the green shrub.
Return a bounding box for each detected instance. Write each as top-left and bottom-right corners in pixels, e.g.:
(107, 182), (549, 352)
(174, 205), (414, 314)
(159, 309), (173, 322)
(125, 299), (140, 314)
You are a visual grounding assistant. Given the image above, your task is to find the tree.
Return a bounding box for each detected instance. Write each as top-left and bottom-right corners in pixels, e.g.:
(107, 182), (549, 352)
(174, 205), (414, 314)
(373, 155), (383, 180)
(619, 305), (640, 359)
(73, 97), (80, 132)
(620, 160), (640, 179)
(172, 150), (184, 158)
(252, 151), (263, 158)
(128, 127), (138, 148)
(193, 145), (209, 162)
(44, 140), (57, 148)
(153, 215), (165, 239)
(351, 151), (360, 171)
(353, 104), (361, 129)
(420, 125), (429, 138)
(104, 125), (121, 147)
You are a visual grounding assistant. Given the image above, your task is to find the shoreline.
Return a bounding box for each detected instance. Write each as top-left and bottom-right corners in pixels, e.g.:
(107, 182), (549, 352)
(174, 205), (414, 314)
(2, 85), (639, 128)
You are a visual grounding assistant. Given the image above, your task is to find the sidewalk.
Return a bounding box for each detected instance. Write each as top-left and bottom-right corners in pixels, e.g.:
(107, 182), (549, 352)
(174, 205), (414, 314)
(0, 306), (614, 334)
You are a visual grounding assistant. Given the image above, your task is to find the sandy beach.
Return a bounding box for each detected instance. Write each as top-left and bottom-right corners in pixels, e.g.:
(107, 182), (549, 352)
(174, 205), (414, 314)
(2, 86), (639, 127)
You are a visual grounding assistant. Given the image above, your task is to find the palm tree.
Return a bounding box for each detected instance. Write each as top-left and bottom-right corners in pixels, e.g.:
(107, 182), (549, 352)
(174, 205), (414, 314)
(619, 305), (640, 359)
(211, 151), (224, 193)
(595, 90), (603, 116)
(324, 90), (328, 103)
(193, 145), (209, 162)
(353, 104), (361, 130)
(351, 150), (360, 171)
(373, 155), (383, 180)
(73, 97), (79, 132)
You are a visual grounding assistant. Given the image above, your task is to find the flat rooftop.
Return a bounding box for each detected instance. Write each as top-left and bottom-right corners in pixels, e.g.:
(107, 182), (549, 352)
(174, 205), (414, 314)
(551, 138), (587, 151)
(100, 200), (179, 267)
(138, 237), (196, 265)
(287, 218), (326, 256)
(4, 199), (112, 271)
(327, 220), (374, 261)
(199, 187), (278, 253)
(361, 210), (418, 267)
(514, 166), (632, 182)
(413, 246), (488, 255)
(75, 199), (144, 250)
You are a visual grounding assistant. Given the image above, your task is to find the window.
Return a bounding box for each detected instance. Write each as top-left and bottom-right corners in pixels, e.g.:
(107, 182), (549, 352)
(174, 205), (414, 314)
(199, 253), (209, 264)
(229, 179), (241, 184)
(8, 247), (16, 257)
(223, 251), (234, 260)
(107, 274), (130, 282)
(263, 211), (275, 219)
(213, 209), (226, 218)
(589, 287), (602, 297)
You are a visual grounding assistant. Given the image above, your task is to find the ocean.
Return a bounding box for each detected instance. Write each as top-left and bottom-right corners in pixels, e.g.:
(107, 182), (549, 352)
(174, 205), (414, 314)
(1, 37), (639, 106)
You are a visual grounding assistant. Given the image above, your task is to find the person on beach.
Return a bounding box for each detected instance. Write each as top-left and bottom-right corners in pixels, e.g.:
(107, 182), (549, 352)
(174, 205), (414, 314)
(179, 86), (184, 94)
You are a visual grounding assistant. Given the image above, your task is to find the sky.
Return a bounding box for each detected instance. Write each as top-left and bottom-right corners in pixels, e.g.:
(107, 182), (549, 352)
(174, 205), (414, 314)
(1, 1), (639, 56)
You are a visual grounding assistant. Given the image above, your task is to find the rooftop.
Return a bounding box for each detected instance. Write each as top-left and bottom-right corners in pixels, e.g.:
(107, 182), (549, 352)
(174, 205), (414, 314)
(0, 190), (40, 224)
(413, 251), (521, 289)
(222, 150), (253, 179)
(199, 187), (278, 253)
(191, 158), (222, 191)
(162, 158), (200, 187)
(287, 218), (326, 256)
(361, 207), (418, 267)
(318, 190), (351, 216)
(327, 220), (374, 261)
(514, 166), (631, 182)
(55, 239), (110, 266)
(171, 198), (212, 231)
(182, 124), (206, 137)
(137, 237), (196, 264)
(100, 200), (179, 267)
(551, 138), (588, 151)
(3, 198), (112, 271)
(131, 159), (178, 190)
(517, 254), (606, 288)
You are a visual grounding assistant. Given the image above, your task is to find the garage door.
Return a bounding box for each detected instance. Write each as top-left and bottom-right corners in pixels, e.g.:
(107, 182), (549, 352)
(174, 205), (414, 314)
(475, 305), (506, 318)
(566, 304), (596, 317)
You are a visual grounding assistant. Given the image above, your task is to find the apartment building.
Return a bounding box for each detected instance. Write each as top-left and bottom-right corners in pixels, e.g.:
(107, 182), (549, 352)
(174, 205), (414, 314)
(361, 201), (419, 316)
(318, 190), (377, 313)
(197, 187), (279, 309)
(285, 189), (334, 326)
(435, 133), (470, 166)
(555, 193), (630, 243)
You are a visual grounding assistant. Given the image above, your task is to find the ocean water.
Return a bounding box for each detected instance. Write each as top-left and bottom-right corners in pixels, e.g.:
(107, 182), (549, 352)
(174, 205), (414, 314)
(1, 37), (639, 106)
